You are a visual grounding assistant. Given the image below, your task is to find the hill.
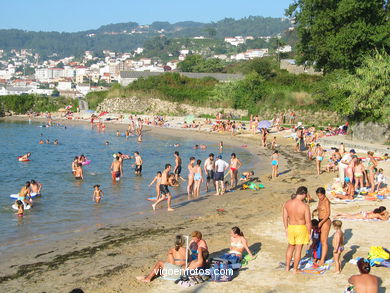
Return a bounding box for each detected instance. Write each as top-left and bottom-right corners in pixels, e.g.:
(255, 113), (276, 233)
(0, 16), (291, 59)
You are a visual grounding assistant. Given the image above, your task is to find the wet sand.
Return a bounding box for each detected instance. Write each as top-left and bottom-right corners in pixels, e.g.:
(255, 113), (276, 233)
(1, 116), (389, 293)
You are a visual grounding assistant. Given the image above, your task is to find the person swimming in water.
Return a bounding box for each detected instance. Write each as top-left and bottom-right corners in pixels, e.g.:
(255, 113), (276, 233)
(30, 180), (42, 196)
(74, 163), (84, 180)
(111, 156), (122, 183)
(18, 181), (32, 207)
(19, 152), (31, 161)
(134, 152), (143, 176)
(92, 185), (104, 203)
(149, 171), (162, 199)
(15, 200), (24, 217)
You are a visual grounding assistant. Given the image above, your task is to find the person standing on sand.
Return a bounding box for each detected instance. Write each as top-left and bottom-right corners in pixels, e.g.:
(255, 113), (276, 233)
(152, 164), (174, 212)
(314, 144), (325, 175)
(315, 187), (331, 266)
(229, 153), (242, 190)
(283, 186), (311, 273)
(204, 153), (215, 192)
(339, 149), (355, 182)
(214, 155), (229, 195)
(187, 157), (196, 199)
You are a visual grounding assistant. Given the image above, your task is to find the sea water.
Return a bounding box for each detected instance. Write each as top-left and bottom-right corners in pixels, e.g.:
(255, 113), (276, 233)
(0, 121), (253, 251)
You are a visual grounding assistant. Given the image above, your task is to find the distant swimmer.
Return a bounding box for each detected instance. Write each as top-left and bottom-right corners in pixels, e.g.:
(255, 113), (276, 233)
(111, 156), (122, 183)
(174, 143), (180, 147)
(54, 139), (59, 145)
(137, 134), (142, 142)
(74, 163), (84, 180)
(125, 130), (130, 139)
(45, 139), (50, 144)
(134, 151), (143, 176)
(18, 152), (31, 161)
(92, 185), (104, 203)
(200, 144), (207, 150)
(116, 130), (120, 137)
(152, 164), (174, 212)
(193, 145), (199, 150)
(105, 141), (110, 145)
(39, 139), (44, 144)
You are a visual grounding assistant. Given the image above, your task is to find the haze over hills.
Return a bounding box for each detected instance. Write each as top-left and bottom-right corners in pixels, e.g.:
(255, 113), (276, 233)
(0, 16), (291, 58)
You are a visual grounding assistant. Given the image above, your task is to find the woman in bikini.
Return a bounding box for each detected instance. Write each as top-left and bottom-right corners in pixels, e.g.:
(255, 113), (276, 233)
(336, 206), (389, 221)
(193, 160), (203, 198)
(137, 235), (189, 282)
(314, 144), (325, 175)
(187, 157), (195, 200)
(229, 153), (242, 190)
(354, 159), (366, 190)
(367, 151), (378, 192)
(316, 187), (331, 266)
(226, 227), (253, 260)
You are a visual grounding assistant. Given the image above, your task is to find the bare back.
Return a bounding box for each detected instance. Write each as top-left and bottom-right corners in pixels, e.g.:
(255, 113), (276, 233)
(284, 199), (309, 225)
(349, 274), (378, 293)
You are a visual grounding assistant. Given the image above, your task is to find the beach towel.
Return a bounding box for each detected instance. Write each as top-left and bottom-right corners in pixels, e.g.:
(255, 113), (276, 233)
(298, 258), (333, 275)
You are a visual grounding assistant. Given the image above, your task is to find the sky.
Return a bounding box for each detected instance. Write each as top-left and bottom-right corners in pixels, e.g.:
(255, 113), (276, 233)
(0, 0), (293, 32)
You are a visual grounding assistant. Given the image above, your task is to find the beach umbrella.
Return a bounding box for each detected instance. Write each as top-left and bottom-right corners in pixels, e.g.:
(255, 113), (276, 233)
(185, 115), (195, 123)
(258, 120), (272, 129)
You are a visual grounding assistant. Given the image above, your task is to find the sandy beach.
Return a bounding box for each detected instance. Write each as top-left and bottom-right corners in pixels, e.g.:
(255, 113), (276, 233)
(0, 115), (389, 293)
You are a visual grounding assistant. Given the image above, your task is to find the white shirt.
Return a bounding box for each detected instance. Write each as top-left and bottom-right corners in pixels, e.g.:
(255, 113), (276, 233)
(215, 159), (229, 172)
(377, 174), (386, 184)
(340, 154), (352, 167)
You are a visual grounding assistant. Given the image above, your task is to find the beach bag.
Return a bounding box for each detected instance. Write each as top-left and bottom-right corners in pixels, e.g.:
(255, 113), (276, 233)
(209, 258), (234, 282)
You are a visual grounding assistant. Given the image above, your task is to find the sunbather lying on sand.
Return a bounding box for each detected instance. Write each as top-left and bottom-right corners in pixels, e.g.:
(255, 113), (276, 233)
(335, 206), (389, 221)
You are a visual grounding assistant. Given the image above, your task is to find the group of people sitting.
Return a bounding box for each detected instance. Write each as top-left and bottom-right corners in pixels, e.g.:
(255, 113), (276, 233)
(137, 227), (253, 283)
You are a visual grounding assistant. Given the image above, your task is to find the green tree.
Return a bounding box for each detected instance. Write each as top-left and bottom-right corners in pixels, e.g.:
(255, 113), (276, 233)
(56, 61), (64, 68)
(287, 0), (390, 73)
(319, 52), (390, 123)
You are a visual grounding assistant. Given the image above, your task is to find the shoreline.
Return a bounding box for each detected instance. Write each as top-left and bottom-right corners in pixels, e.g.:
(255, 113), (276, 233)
(1, 115), (389, 293)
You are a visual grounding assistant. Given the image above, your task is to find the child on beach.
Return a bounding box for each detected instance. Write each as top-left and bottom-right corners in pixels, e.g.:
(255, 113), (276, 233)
(240, 171), (255, 181)
(149, 171), (162, 199)
(92, 185), (104, 203)
(332, 220), (344, 273)
(354, 159), (366, 190)
(271, 150), (279, 179)
(375, 168), (386, 192)
(271, 136), (277, 150)
(15, 200), (24, 217)
(310, 219), (321, 262)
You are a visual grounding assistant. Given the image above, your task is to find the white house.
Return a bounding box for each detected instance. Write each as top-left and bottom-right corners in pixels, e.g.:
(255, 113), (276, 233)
(57, 81), (72, 91)
(277, 45), (292, 53)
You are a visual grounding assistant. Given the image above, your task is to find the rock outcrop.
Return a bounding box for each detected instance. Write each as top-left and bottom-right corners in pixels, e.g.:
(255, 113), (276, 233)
(96, 96), (248, 118)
